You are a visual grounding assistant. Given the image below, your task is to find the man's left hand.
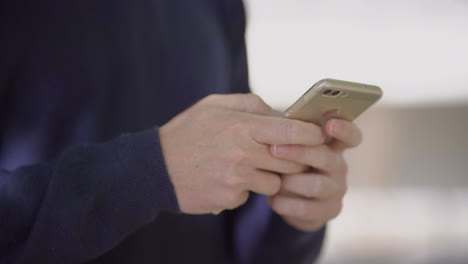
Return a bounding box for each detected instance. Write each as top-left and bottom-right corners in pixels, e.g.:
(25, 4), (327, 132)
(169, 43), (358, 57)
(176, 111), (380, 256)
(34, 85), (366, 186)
(268, 119), (362, 232)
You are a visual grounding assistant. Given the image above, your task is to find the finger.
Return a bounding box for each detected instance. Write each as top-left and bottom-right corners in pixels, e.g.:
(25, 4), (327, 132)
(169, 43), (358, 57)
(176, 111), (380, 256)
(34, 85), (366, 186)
(326, 119), (362, 150)
(256, 158), (308, 175)
(249, 143), (308, 174)
(245, 169), (282, 196)
(270, 144), (346, 175)
(280, 173), (345, 200)
(201, 94), (274, 115)
(248, 115), (325, 146)
(270, 195), (343, 221)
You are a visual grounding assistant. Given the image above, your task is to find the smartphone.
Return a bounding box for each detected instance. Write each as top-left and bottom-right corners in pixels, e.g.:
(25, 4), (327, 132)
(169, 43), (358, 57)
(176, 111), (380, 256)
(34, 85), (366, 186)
(284, 78), (383, 142)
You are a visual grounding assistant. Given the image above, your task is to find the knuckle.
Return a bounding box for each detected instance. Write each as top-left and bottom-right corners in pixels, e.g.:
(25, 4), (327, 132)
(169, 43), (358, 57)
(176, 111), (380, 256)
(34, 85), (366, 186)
(266, 176), (282, 195)
(244, 94), (271, 112)
(201, 94), (221, 104)
(239, 191), (250, 206)
(225, 172), (245, 189)
(230, 121), (250, 139)
(225, 191), (248, 209)
(193, 104), (218, 121)
(223, 157), (248, 187)
(335, 176), (348, 198)
(340, 158), (349, 176)
(330, 201), (343, 219)
(339, 182), (348, 197)
(280, 174), (292, 190)
(353, 126), (364, 146)
(246, 93), (264, 105)
(226, 148), (247, 167)
(272, 197), (286, 214)
(224, 191), (240, 207)
(245, 93), (262, 103)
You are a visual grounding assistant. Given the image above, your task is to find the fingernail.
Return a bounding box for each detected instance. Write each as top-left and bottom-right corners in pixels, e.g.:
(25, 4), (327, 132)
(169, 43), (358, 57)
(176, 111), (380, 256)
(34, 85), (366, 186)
(273, 144), (289, 156)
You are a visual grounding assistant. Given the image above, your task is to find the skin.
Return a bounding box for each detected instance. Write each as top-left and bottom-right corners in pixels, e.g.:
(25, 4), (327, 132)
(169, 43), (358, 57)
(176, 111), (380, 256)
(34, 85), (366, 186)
(269, 118), (362, 231)
(159, 94), (362, 232)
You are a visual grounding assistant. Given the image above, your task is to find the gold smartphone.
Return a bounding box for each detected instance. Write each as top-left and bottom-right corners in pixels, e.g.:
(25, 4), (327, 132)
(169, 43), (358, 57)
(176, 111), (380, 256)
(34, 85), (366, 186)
(284, 78), (383, 142)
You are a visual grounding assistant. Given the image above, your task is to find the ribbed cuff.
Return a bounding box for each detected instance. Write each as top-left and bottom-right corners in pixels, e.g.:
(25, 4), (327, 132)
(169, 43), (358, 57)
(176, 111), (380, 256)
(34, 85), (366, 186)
(115, 127), (180, 214)
(268, 213), (326, 250)
(251, 200), (326, 264)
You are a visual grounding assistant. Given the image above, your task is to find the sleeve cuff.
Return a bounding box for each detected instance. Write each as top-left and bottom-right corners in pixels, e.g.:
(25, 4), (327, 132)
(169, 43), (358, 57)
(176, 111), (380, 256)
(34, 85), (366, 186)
(234, 194), (326, 264)
(247, 195), (326, 264)
(256, 213), (326, 264)
(268, 213), (327, 250)
(115, 127), (180, 214)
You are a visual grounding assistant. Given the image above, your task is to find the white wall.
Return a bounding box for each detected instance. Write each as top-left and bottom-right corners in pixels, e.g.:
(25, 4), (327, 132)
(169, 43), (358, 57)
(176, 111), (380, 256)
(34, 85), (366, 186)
(245, 0), (468, 107)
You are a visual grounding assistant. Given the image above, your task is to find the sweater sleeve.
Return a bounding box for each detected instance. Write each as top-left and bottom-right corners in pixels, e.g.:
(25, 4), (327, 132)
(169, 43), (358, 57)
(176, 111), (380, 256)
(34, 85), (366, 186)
(232, 194), (325, 264)
(0, 127), (180, 264)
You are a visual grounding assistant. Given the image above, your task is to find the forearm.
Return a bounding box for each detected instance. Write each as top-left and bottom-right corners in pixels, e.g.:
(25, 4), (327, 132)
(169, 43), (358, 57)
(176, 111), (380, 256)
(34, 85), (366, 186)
(0, 128), (179, 263)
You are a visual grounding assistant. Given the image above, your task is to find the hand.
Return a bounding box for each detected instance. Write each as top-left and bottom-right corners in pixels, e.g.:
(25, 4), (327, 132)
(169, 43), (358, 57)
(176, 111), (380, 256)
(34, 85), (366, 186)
(268, 119), (363, 232)
(159, 94), (325, 214)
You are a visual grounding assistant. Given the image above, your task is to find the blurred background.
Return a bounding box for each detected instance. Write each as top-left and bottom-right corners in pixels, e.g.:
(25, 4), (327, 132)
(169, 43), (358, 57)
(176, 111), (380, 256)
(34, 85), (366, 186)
(244, 0), (468, 263)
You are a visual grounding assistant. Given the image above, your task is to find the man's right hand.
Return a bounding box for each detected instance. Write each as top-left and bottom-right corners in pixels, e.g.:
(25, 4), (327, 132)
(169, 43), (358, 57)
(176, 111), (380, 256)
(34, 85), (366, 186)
(159, 94), (325, 214)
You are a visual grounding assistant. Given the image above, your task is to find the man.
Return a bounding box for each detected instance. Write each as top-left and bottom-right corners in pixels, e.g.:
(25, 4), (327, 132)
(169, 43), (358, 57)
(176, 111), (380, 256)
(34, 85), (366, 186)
(0, 0), (361, 263)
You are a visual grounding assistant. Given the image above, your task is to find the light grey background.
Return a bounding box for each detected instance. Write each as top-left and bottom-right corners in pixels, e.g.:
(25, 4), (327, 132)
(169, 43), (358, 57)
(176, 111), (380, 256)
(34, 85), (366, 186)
(244, 1), (468, 263)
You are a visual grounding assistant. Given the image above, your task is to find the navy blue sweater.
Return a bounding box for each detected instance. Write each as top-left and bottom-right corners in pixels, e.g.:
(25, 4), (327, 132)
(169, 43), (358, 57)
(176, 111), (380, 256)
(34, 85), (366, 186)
(0, 0), (325, 263)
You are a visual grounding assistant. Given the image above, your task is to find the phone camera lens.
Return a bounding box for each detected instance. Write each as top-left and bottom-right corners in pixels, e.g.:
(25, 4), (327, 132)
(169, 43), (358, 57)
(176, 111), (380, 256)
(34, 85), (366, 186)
(323, 89), (332, 95)
(332, 90), (341, 96)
